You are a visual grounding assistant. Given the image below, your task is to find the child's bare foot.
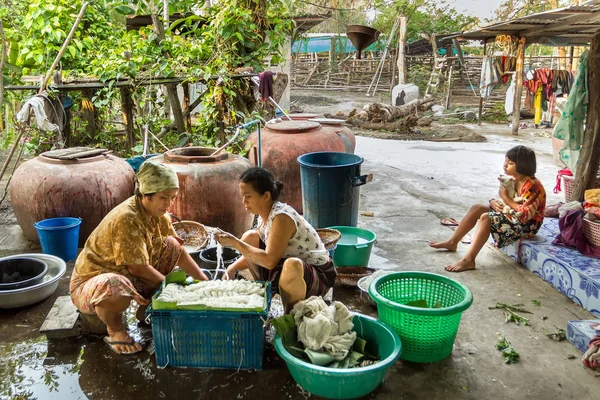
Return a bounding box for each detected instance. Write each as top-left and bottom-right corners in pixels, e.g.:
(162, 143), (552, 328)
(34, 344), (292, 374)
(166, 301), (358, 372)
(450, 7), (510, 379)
(445, 258), (476, 272)
(429, 240), (457, 252)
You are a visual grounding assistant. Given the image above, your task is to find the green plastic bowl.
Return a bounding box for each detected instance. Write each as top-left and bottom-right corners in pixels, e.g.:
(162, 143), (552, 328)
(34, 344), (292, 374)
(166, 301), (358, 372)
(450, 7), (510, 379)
(369, 271), (473, 363)
(327, 226), (376, 268)
(274, 313), (401, 399)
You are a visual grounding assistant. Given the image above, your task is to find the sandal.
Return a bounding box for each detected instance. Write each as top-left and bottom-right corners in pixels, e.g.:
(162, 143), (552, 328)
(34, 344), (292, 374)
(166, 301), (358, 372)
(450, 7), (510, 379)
(461, 234), (472, 244)
(103, 336), (142, 355)
(440, 217), (460, 227)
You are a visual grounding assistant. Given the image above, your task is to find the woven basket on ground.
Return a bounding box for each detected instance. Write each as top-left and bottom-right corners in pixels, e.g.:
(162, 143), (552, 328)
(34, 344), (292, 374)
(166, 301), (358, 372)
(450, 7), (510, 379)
(173, 221), (209, 251)
(583, 218), (600, 247)
(336, 267), (375, 288)
(316, 228), (342, 251)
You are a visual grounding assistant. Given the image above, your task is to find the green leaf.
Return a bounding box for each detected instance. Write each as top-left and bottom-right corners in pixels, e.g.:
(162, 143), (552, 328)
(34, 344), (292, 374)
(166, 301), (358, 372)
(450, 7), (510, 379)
(67, 46), (76, 58)
(407, 299), (429, 308)
(114, 5), (135, 15)
(271, 314), (297, 347)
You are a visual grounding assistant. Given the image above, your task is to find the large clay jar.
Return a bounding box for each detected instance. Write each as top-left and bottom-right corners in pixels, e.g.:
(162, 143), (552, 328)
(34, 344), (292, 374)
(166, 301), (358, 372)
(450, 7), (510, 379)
(156, 147), (252, 238)
(10, 152), (135, 246)
(308, 118), (356, 154)
(245, 121), (346, 213)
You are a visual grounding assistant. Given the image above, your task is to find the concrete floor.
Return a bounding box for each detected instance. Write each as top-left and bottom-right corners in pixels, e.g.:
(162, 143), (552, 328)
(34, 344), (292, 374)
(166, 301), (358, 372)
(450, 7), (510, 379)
(0, 124), (598, 399)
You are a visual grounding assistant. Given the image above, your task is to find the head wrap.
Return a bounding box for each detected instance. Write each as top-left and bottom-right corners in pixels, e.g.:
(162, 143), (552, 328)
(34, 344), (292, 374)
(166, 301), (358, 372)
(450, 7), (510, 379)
(137, 160), (179, 195)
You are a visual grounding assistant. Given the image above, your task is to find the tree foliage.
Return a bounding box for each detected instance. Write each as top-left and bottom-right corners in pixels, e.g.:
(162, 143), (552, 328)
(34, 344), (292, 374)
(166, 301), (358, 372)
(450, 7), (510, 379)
(0, 0), (293, 155)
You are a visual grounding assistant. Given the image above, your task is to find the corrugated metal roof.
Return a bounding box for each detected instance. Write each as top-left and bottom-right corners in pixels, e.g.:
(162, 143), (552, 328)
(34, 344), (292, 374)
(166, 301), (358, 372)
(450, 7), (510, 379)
(450, 2), (600, 46)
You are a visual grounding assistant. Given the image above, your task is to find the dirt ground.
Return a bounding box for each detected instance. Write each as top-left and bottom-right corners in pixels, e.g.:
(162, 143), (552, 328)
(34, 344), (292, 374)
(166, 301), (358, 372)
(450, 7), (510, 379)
(0, 89), (597, 399)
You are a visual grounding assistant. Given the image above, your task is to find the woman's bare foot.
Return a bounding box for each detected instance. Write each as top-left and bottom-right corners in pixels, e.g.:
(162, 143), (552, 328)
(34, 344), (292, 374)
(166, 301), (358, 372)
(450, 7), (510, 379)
(105, 330), (142, 355)
(429, 240), (458, 252)
(445, 257), (476, 272)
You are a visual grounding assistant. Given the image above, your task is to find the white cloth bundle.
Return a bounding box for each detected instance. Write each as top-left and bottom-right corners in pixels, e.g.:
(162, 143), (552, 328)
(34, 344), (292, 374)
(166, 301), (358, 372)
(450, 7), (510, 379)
(291, 296), (356, 361)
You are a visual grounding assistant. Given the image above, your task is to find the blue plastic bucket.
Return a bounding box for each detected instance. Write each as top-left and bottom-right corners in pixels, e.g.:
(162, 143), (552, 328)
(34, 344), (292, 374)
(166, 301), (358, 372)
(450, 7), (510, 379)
(298, 152), (371, 228)
(34, 217), (82, 262)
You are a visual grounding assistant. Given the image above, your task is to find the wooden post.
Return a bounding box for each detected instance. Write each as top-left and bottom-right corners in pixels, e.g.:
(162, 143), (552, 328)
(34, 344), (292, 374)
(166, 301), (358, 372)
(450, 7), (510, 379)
(397, 15), (407, 85)
(183, 83), (192, 133)
(511, 36), (527, 135)
(568, 46), (575, 71)
(573, 32), (600, 201)
(477, 41), (487, 126)
(120, 87), (135, 150)
(445, 65), (453, 110)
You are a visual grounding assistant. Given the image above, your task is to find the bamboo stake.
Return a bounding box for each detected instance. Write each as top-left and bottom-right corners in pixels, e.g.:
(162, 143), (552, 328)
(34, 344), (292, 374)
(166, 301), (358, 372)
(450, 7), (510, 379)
(40, 2), (89, 93)
(0, 2), (89, 183)
(0, 21), (6, 124)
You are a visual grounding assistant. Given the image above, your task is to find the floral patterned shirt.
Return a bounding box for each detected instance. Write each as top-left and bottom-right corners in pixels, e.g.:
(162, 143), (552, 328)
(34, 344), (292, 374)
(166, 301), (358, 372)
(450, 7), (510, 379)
(509, 177), (546, 227)
(257, 201), (329, 266)
(70, 196), (176, 292)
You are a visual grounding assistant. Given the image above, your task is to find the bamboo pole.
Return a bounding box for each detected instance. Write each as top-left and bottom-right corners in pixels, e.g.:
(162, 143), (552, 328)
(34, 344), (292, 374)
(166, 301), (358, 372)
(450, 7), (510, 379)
(0, 2), (89, 183)
(40, 3), (89, 93)
(511, 37), (527, 136)
(397, 15), (407, 85)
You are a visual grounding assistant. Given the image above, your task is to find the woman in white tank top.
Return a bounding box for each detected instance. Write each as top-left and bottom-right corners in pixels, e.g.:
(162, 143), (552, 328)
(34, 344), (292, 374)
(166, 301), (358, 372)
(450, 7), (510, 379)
(215, 167), (336, 313)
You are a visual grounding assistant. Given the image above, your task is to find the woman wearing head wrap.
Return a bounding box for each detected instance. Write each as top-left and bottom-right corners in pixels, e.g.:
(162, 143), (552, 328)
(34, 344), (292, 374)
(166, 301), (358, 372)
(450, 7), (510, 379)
(70, 160), (208, 355)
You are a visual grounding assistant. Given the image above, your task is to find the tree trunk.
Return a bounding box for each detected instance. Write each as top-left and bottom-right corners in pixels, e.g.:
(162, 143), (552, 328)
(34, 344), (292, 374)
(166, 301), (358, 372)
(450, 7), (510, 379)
(354, 98), (434, 123)
(120, 87), (135, 150)
(573, 32), (600, 201)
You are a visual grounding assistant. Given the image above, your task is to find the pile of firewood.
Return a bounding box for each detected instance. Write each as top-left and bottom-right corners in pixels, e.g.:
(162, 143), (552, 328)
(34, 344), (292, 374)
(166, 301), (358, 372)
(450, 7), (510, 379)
(333, 98), (435, 132)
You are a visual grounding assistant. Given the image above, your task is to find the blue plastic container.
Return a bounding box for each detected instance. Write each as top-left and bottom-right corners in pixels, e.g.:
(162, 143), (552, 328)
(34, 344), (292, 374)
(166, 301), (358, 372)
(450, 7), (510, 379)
(34, 217), (82, 262)
(149, 284), (272, 369)
(298, 152), (370, 228)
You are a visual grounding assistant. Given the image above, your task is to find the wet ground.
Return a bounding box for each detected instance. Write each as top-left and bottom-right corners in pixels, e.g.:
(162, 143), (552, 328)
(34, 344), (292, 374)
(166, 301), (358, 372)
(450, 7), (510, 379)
(0, 103), (597, 399)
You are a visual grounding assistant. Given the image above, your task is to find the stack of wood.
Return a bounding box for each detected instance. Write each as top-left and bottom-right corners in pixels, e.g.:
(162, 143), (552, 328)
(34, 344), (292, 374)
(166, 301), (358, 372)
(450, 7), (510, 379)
(344, 97), (435, 131)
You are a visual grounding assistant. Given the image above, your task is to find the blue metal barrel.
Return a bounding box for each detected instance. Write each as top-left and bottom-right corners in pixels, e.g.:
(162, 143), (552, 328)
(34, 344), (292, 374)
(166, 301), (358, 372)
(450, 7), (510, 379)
(297, 152), (371, 228)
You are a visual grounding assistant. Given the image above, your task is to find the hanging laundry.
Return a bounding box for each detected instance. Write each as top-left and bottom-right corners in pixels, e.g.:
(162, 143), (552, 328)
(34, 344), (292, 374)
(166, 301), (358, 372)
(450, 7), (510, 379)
(479, 56), (498, 99)
(534, 86), (543, 126)
(554, 51), (589, 172)
(505, 73), (516, 115)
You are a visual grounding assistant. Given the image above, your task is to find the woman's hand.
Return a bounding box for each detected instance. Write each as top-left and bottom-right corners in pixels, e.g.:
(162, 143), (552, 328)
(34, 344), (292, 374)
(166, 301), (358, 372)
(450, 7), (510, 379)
(221, 265), (237, 280)
(213, 229), (239, 248)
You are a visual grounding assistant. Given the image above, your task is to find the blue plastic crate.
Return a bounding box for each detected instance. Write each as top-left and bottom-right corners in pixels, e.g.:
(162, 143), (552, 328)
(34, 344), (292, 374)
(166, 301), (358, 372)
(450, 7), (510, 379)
(150, 282), (272, 369)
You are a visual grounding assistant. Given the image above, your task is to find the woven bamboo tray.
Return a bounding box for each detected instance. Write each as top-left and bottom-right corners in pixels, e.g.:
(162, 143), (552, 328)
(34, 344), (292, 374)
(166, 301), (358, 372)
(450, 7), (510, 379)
(336, 266), (375, 288)
(173, 221), (209, 252)
(316, 228), (342, 251)
(583, 218), (600, 247)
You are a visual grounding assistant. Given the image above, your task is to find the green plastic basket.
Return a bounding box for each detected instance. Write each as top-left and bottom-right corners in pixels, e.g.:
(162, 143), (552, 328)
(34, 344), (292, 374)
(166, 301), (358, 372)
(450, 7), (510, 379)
(369, 271), (473, 363)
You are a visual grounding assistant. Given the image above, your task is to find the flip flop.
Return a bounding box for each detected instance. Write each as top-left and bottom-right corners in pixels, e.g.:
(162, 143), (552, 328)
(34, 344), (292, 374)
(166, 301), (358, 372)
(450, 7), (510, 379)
(461, 234), (472, 244)
(103, 336), (142, 355)
(440, 217), (460, 227)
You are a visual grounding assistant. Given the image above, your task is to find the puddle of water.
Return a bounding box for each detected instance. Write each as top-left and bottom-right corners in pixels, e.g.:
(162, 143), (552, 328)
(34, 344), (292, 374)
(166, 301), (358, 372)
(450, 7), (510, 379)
(0, 338), (85, 399)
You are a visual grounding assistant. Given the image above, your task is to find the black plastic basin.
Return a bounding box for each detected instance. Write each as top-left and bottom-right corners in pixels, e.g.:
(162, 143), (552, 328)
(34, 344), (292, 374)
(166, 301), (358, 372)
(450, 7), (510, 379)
(198, 246), (240, 271)
(0, 257), (49, 290)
